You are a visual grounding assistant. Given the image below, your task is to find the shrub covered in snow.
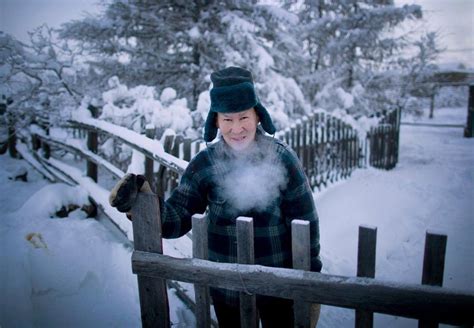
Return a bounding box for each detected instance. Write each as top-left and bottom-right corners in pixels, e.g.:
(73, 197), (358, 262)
(99, 77), (194, 137)
(77, 77), (195, 171)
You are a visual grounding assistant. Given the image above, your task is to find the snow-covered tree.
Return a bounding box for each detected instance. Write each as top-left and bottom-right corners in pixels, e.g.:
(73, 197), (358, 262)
(292, 0), (426, 116)
(366, 31), (443, 117)
(97, 76), (194, 137)
(76, 76), (196, 170)
(0, 27), (98, 128)
(59, 0), (309, 129)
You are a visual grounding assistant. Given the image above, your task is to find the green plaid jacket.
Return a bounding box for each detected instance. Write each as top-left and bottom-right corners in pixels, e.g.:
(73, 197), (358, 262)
(160, 131), (321, 306)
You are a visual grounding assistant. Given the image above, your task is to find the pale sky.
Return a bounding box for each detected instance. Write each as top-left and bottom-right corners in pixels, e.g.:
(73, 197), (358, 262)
(1, 0), (473, 67)
(0, 0), (100, 40)
(397, 0), (474, 67)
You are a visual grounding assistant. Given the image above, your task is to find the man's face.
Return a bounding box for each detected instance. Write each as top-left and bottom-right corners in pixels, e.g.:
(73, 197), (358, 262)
(216, 108), (259, 151)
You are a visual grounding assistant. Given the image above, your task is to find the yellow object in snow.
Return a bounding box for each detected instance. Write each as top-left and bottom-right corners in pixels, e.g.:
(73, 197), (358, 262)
(25, 232), (48, 249)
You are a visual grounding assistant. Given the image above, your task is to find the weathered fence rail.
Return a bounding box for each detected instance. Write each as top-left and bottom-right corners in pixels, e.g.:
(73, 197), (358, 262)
(131, 193), (474, 328)
(11, 107), (400, 199)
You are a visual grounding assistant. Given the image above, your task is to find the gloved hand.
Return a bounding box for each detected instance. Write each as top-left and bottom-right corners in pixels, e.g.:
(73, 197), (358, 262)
(109, 173), (152, 213)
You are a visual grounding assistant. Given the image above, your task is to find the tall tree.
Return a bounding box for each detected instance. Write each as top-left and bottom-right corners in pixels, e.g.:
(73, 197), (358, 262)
(59, 0), (308, 128)
(0, 27), (93, 128)
(293, 0), (424, 111)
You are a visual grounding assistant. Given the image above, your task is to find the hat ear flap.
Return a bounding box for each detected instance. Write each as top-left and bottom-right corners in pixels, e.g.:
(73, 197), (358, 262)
(204, 111), (218, 142)
(254, 103), (276, 135)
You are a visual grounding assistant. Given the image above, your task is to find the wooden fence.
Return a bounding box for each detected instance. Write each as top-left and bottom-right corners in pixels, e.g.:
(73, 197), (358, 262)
(151, 108), (400, 193)
(7, 107), (400, 197)
(5, 111), (473, 327)
(131, 193), (474, 328)
(275, 111), (360, 190)
(366, 108), (400, 170)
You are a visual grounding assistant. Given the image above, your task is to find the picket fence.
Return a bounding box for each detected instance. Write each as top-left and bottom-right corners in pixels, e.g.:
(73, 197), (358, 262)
(130, 193), (473, 328)
(151, 109), (400, 195)
(367, 109), (400, 170)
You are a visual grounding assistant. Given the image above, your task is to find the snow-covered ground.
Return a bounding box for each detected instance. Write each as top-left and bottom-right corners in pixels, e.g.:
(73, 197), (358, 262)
(1, 106), (472, 327)
(317, 106), (473, 327)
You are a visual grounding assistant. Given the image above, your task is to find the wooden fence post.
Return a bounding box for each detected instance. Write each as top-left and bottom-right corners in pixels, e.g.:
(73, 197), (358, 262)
(131, 193), (170, 328)
(41, 119), (51, 159)
(156, 135), (174, 198)
(170, 135), (182, 191)
(464, 85), (474, 138)
(292, 220), (313, 328)
(285, 128), (290, 146)
(291, 124), (296, 153)
(307, 114), (315, 187)
(192, 214), (211, 328)
(145, 127), (155, 189)
(334, 118), (342, 182)
(343, 124), (350, 177)
(419, 231), (447, 328)
(7, 112), (17, 158)
(237, 217), (257, 328)
(394, 107), (401, 167)
(369, 128), (375, 168)
(302, 118), (309, 178)
(356, 225), (377, 328)
(32, 131), (41, 152)
(326, 115), (332, 185)
(87, 105), (98, 182)
(182, 138), (192, 162)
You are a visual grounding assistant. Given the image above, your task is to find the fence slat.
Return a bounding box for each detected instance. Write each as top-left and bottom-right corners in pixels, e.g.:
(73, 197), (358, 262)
(356, 225), (377, 328)
(170, 135), (182, 190)
(302, 119), (310, 178)
(86, 107), (98, 182)
(131, 193), (170, 328)
(192, 214), (211, 328)
(145, 127), (155, 189)
(292, 220), (313, 328)
(419, 231), (447, 328)
(237, 217), (257, 328)
(156, 135), (174, 197)
(182, 138), (192, 162)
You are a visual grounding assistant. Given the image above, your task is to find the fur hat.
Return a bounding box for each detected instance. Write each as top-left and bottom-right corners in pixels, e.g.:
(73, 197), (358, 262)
(203, 67), (276, 142)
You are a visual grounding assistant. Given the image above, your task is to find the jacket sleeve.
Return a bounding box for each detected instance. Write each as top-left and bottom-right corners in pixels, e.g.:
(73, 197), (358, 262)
(280, 147), (322, 272)
(159, 156), (208, 238)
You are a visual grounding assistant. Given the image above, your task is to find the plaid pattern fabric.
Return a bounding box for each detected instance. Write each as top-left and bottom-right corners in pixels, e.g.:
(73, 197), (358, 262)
(160, 131), (321, 306)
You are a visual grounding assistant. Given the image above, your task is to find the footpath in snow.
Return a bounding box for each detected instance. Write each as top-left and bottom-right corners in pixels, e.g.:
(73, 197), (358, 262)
(1, 106), (472, 327)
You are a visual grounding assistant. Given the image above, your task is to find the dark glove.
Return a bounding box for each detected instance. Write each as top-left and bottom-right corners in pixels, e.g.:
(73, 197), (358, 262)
(109, 173), (151, 213)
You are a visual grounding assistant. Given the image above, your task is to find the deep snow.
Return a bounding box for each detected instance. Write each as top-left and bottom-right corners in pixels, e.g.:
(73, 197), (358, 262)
(1, 106), (472, 327)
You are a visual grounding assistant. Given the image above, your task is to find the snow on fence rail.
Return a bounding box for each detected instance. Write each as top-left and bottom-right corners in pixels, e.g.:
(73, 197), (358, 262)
(6, 108), (400, 200)
(69, 117), (189, 175)
(9, 109), (401, 241)
(131, 193), (474, 328)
